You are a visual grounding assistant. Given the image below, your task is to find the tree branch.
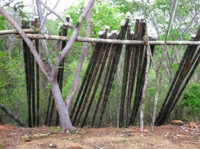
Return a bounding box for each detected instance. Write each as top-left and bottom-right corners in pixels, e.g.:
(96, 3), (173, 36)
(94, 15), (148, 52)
(65, 5), (93, 108)
(58, 0), (95, 63)
(164, 0), (179, 44)
(38, 0), (61, 30)
(37, 0), (75, 29)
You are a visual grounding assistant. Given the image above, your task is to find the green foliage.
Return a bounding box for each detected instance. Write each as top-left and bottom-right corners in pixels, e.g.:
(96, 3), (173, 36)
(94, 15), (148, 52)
(0, 15), (6, 30)
(61, 1), (125, 101)
(91, 3), (124, 34)
(0, 45), (27, 124)
(50, 126), (62, 133)
(0, 143), (5, 149)
(64, 1), (124, 37)
(62, 59), (89, 98)
(181, 84), (200, 118)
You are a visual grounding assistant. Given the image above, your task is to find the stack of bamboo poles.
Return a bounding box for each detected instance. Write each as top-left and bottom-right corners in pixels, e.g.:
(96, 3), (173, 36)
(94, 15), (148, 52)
(70, 14), (155, 127)
(21, 18), (40, 127)
(17, 15), (199, 128)
(155, 26), (200, 125)
(120, 20), (155, 127)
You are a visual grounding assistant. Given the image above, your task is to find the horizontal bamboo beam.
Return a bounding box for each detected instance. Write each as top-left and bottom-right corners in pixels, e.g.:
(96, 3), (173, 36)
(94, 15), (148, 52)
(1, 29), (200, 45)
(24, 34), (200, 45)
(0, 29), (36, 35)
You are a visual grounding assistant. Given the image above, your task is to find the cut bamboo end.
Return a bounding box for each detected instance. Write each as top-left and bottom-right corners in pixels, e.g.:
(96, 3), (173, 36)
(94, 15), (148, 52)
(126, 12), (132, 19)
(121, 20), (125, 26)
(107, 33), (112, 38)
(98, 31), (104, 37)
(66, 15), (71, 21)
(105, 26), (110, 31)
(33, 16), (39, 19)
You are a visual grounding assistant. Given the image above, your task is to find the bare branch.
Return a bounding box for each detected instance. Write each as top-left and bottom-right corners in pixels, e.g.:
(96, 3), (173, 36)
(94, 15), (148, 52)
(164, 0), (179, 44)
(37, 0), (75, 29)
(58, 0), (95, 63)
(38, 0), (60, 29)
(66, 5), (93, 108)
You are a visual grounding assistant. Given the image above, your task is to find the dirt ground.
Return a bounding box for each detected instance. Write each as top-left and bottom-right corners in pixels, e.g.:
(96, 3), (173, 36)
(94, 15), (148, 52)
(0, 124), (199, 149)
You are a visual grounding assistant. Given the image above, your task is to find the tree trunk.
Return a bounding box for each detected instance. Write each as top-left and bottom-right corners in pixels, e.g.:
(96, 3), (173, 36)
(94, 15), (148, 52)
(140, 34), (151, 133)
(51, 80), (75, 132)
(151, 72), (160, 130)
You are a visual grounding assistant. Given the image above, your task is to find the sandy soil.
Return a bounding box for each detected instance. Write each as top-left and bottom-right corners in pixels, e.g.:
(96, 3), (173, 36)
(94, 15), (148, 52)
(0, 124), (199, 149)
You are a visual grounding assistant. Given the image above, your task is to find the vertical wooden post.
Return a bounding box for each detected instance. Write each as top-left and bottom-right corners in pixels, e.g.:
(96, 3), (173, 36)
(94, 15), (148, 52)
(30, 46), (35, 126)
(22, 19), (32, 127)
(34, 18), (40, 126)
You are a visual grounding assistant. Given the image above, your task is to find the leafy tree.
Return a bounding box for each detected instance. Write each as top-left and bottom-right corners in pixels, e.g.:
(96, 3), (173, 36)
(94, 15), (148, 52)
(181, 84), (200, 120)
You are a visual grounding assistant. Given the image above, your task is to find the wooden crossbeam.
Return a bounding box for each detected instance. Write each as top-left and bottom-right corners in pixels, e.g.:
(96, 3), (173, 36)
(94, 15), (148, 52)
(21, 34), (200, 45)
(0, 30), (200, 45)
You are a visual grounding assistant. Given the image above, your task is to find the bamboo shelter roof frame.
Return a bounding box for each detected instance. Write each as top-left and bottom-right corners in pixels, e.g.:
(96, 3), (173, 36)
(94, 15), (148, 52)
(1, 29), (200, 45)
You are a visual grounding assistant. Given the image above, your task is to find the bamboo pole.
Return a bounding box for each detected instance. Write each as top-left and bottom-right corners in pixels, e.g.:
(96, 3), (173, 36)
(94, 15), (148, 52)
(71, 33), (104, 125)
(126, 20), (140, 126)
(155, 26), (200, 125)
(91, 32), (118, 126)
(119, 26), (132, 127)
(165, 49), (200, 121)
(78, 28), (110, 127)
(98, 18), (130, 127)
(21, 19), (32, 127)
(1, 29), (200, 45)
(14, 33), (200, 45)
(81, 43), (111, 127)
(70, 42), (100, 119)
(75, 42), (105, 126)
(129, 20), (146, 125)
(157, 45), (199, 125)
(44, 91), (52, 125)
(0, 29), (36, 34)
(36, 39), (40, 126)
(0, 103), (26, 127)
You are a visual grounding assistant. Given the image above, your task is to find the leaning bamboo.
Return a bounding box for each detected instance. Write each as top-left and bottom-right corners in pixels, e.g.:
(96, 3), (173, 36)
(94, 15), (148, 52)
(166, 49), (200, 121)
(119, 25), (132, 127)
(0, 103), (26, 127)
(81, 43), (111, 127)
(91, 32), (118, 126)
(79, 28), (110, 127)
(158, 45), (199, 124)
(72, 33), (104, 124)
(74, 38), (106, 126)
(155, 26), (200, 125)
(129, 20), (146, 125)
(98, 18), (130, 127)
(44, 91), (52, 125)
(21, 19), (32, 127)
(70, 38), (102, 120)
(35, 38), (40, 126)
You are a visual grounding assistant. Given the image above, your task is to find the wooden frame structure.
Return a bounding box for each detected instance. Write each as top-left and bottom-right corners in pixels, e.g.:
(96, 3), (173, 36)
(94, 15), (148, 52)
(0, 16), (199, 128)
